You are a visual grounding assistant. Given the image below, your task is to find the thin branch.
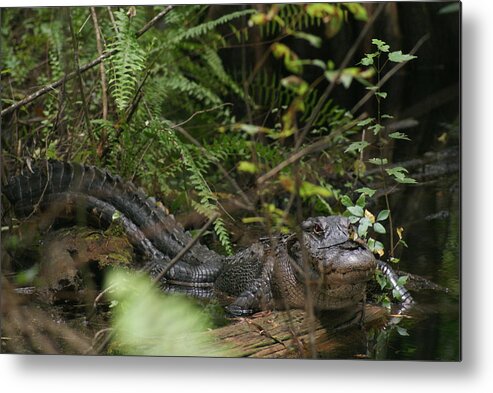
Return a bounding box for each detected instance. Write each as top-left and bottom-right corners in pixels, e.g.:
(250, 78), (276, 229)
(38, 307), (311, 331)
(1, 6), (173, 118)
(68, 12), (94, 143)
(107, 6), (118, 34)
(293, 3), (386, 151)
(257, 115), (364, 185)
(171, 103), (233, 129)
(136, 5), (172, 38)
(91, 7), (108, 121)
(151, 213), (220, 285)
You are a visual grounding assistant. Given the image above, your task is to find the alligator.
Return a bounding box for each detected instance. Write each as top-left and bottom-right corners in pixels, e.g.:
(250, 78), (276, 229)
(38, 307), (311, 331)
(2, 160), (412, 316)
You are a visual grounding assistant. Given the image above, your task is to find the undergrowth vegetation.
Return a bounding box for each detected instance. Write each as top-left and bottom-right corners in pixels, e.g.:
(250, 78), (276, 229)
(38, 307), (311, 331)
(2, 3), (417, 292)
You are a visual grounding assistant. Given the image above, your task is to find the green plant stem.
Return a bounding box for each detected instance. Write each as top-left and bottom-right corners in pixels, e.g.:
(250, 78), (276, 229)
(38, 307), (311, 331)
(376, 49), (395, 257)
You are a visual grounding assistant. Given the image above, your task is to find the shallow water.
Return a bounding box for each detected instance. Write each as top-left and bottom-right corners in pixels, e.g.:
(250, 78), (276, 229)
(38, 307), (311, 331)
(364, 173), (460, 361)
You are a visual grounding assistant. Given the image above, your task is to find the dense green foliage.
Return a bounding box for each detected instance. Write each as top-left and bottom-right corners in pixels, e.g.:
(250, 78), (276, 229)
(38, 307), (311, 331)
(1, 3), (419, 271)
(1, 3), (460, 359)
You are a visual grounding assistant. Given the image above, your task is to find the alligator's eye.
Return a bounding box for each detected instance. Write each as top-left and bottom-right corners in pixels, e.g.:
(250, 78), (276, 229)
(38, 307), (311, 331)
(313, 223), (323, 235)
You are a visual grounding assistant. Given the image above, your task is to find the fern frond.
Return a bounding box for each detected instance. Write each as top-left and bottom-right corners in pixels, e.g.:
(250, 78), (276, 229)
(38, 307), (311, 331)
(172, 9), (255, 43)
(107, 9), (146, 112)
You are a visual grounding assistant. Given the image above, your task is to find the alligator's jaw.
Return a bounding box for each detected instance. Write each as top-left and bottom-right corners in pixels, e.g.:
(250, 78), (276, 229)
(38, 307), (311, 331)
(310, 243), (377, 310)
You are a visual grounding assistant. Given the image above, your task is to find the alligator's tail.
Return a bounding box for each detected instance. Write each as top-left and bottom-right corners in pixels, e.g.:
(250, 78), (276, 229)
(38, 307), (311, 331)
(377, 260), (414, 308)
(2, 160), (223, 283)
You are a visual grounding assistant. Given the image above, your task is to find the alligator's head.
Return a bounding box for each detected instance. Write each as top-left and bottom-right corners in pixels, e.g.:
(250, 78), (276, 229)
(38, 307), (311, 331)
(279, 216), (377, 310)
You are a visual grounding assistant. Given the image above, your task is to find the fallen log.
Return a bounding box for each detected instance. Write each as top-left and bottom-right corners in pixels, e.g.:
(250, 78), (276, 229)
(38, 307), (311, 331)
(207, 305), (388, 358)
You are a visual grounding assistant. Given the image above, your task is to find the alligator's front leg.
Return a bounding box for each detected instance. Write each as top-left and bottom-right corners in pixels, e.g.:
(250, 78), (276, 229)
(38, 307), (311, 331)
(214, 243), (275, 316)
(377, 260), (414, 309)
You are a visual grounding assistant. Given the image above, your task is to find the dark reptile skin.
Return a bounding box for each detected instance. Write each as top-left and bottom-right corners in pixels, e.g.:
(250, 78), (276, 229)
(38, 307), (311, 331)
(3, 161), (396, 315)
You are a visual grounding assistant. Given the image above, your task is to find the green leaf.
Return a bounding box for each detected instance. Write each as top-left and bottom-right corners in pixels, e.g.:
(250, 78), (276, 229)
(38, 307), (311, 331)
(386, 166), (408, 176)
(389, 131), (411, 141)
(374, 240), (384, 252)
(369, 123), (384, 135)
(375, 271), (388, 290)
(373, 222), (386, 234)
(299, 181), (332, 198)
(348, 215), (360, 224)
(368, 158), (388, 166)
(242, 216), (265, 224)
(272, 43), (302, 73)
(237, 161), (257, 173)
(375, 91), (387, 99)
(372, 39), (390, 52)
(398, 239), (409, 248)
(293, 31), (322, 48)
(343, 3), (368, 21)
(397, 275), (409, 286)
(355, 193), (366, 208)
(382, 114), (394, 119)
(344, 141), (369, 154)
(357, 117), (374, 127)
(388, 51), (417, 63)
(340, 195), (354, 208)
(15, 264), (40, 286)
(357, 220), (370, 237)
(281, 75), (309, 95)
(238, 124), (264, 135)
(106, 270), (230, 356)
(359, 52), (379, 66)
(396, 326), (410, 336)
(386, 167), (417, 184)
(394, 176), (417, 184)
(348, 206), (364, 217)
(377, 209), (390, 221)
(356, 187), (376, 197)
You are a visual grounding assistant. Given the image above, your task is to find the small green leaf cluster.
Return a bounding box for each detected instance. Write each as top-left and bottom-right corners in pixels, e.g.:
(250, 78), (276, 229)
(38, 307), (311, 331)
(360, 38), (417, 67)
(341, 192), (388, 256)
(375, 269), (410, 305)
(386, 166), (417, 184)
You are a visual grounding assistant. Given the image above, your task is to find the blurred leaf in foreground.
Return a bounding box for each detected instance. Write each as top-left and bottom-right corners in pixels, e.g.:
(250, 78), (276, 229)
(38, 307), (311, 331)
(105, 269), (231, 357)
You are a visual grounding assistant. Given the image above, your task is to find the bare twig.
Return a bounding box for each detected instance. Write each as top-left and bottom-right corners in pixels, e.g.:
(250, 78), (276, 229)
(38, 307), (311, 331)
(136, 5), (172, 38)
(107, 6), (118, 34)
(293, 3), (386, 151)
(91, 7), (108, 121)
(68, 12), (94, 143)
(257, 116), (364, 185)
(1, 6), (173, 118)
(151, 213), (220, 285)
(171, 103), (233, 129)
